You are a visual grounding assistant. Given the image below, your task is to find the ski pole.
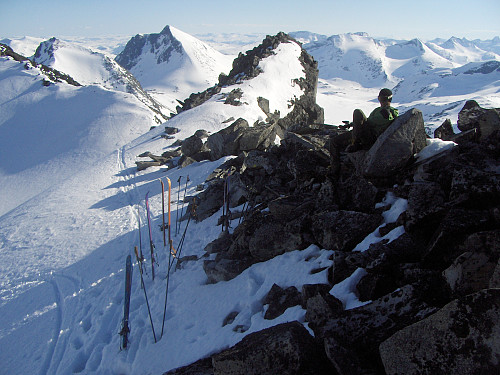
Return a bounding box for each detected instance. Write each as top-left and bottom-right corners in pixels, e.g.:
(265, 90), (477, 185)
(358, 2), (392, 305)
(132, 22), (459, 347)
(136, 206), (148, 277)
(175, 176), (182, 236)
(134, 246), (157, 343)
(160, 179), (166, 248)
(179, 175), (190, 227)
(145, 192), (156, 280)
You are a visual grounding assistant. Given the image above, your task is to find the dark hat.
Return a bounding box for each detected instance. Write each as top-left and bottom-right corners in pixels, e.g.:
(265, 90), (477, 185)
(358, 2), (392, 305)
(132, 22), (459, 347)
(378, 88), (393, 101)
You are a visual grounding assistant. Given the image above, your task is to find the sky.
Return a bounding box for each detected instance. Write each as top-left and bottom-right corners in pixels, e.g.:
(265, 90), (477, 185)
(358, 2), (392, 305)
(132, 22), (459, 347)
(1, 0), (499, 41)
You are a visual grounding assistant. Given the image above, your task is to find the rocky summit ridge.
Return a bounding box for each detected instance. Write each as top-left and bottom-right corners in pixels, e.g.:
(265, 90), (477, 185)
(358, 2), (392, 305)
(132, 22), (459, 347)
(148, 33), (500, 375)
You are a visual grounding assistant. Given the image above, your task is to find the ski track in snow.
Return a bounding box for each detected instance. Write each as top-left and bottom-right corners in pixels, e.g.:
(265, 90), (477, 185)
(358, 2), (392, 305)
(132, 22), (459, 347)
(40, 277), (63, 375)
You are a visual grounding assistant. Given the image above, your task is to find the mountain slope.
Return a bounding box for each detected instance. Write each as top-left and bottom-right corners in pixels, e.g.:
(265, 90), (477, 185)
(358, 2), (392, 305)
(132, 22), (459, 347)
(0, 47), (163, 217)
(304, 32), (389, 87)
(115, 25), (234, 111)
(32, 37), (169, 122)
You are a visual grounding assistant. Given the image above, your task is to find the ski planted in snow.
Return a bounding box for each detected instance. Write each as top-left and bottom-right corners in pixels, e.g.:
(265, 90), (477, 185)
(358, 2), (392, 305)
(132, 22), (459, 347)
(145, 192), (156, 280)
(119, 254), (133, 349)
(160, 179), (166, 247)
(166, 177), (176, 258)
(134, 246), (157, 343)
(175, 176), (182, 236)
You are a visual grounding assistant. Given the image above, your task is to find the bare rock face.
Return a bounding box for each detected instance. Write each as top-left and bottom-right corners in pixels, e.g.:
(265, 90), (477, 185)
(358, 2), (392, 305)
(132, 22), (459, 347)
(379, 289), (500, 375)
(211, 322), (334, 375)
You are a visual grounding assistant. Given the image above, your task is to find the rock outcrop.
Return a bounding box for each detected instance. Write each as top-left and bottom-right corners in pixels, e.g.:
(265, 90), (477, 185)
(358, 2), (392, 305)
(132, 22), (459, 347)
(165, 100), (500, 375)
(136, 32), (322, 171)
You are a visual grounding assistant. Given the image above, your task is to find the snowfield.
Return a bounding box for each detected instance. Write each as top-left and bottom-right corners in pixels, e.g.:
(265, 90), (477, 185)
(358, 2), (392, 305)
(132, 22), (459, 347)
(0, 27), (499, 375)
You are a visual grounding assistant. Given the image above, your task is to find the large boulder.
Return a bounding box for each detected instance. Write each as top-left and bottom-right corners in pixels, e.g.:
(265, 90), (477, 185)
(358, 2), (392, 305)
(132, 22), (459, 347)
(457, 100), (500, 141)
(206, 118), (249, 160)
(211, 321), (334, 375)
(363, 108), (427, 178)
(238, 124), (278, 152)
(443, 230), (500, 296)
(312, 210), (381, 251)
(322, 284), (438, 375)
(248, 219), (303, 261)
(379, 289), (500, 375)
(181, 134), (204, 157)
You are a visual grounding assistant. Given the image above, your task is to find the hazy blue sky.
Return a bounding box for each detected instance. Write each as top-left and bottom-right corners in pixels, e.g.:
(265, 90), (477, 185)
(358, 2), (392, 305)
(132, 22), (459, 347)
(2, 0), (499, 40)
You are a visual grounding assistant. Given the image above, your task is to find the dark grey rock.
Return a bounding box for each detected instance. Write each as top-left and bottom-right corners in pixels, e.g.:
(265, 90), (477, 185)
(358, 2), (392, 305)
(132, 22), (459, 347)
(322, 285), (438, 375)
(163, 357), (214, 375)
(203, 257), (254, 284)
(443, 230), (500, 296)
(206, 118), (249, 160)
(434, 118), (455, 140)
(238, 124), (277, 152)
(248, 220), (302, 261)
(380, 289), (500, 375)
(262, 284), (302, 320)
(457, 100), (500, 141)
(181, 134), (204, 157)
(305, 293), (343, 329)
(212, 321), (334, 375)
(312, 210), (381, 251)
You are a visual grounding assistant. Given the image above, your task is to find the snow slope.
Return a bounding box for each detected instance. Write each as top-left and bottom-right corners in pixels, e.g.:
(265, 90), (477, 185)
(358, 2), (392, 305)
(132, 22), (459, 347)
(0, 36), (326, 375)
(0, 53), (162, 217)
(30, 37), (169, 122)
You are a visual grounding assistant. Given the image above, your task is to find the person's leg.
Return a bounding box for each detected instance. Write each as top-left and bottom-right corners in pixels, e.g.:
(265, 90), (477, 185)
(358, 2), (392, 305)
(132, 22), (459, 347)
(347, 109), (367, 152)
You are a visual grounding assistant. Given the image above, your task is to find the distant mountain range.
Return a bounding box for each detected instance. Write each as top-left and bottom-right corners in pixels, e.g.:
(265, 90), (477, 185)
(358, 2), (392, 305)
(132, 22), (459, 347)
(2, 27), (500, 129)
(290, 31), (500, 85)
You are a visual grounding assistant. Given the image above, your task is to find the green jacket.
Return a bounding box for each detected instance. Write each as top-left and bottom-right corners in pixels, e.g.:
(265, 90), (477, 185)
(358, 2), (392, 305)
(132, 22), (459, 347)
(368, 106), (398, 137)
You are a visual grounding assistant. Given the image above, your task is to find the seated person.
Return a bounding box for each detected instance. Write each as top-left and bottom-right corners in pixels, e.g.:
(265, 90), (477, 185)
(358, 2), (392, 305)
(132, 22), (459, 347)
(347, 88), (399, 152)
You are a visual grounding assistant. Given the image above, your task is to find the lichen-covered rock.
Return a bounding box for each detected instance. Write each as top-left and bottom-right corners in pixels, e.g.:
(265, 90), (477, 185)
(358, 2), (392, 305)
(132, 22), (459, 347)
(443, 230), (500, 296)
(322, 285), (438, 375)
(379, 289), (500, 375)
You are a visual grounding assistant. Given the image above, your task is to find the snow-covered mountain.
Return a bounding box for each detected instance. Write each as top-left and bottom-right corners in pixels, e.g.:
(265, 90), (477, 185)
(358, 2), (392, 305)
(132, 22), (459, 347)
(427, 36), (500, 65)
(115, 25), (234, 111)
(301, 32), (388, 86)
(0, 36), (44, 57)
(292, 32), (500, 130)
(1, 26), (500, 375)
(32, 37), (169, 122)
